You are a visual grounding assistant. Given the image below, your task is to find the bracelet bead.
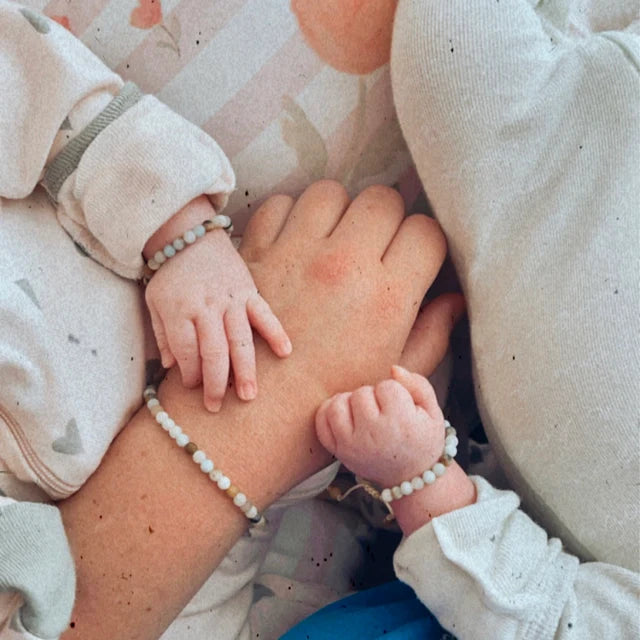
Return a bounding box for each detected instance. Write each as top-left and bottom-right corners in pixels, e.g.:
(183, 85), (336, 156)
(433, 462), (446, 477)
(400, 481), (413, 496)
(226, 485), (239, 499)
(163, 244), (176, 259)
(194, 224), (206, 238)
(183, 229), (197, 244)
(184, 442), (198, 455)
(422, 470), (436, 484)
(193, 450), (206, 464)
(200, 459), (214, 473)
(176, 433), (190, 447)
(381, 488), (393, 503)
(217, 475), (231, 491)
(172, 237), (185, 252)
(153, 250), (166, 265)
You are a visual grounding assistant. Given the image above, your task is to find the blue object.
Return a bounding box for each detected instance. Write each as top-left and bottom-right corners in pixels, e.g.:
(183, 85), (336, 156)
(281, 579), (453, 639)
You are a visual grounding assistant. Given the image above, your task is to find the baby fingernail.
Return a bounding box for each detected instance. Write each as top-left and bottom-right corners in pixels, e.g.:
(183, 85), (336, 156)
(392, 365), (410, 377)
(239, 382), (256, 401)
(206, 399), (222, 413)
(282, 338), (292, 355)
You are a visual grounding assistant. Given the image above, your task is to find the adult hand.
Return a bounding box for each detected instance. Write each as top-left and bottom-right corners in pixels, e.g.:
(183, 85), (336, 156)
(60, 180), (462, 640)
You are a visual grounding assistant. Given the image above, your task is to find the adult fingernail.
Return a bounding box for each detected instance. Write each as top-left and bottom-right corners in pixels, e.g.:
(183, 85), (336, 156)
(282, 338), (293, 355)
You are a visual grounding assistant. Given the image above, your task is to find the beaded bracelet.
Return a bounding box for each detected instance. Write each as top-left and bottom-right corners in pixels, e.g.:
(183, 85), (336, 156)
(143, 385), (266, 527)
(142, 215), (234, 284)
(327, 420), (458, 522)
(380, 421), (458, 505)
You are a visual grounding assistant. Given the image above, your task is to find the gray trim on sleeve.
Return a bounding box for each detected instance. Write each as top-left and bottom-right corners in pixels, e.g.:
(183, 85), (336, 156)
(42, 81), (143, 203)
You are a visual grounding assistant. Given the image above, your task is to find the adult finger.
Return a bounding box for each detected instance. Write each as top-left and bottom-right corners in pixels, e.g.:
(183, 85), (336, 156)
(147, 301), (175, 369)
(247, 294), (292, 358)
(276, 180), (351, 242)
(382, 214), (446, 293)
(330, 185), (404, 258)
(224, 306), (257, 401)
(400, 292), (465, 377)
(166, 319), (201, 389)
(239, 194), (294, 258)
(196, 313), (229, 412)
(391, 366), (443, 421)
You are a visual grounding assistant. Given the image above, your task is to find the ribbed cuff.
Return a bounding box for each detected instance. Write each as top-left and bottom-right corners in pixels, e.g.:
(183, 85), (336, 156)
(42, 82), (143, 203)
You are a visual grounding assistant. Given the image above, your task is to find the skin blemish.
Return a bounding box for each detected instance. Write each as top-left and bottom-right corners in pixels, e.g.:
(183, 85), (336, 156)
(305, 249), (353, 286)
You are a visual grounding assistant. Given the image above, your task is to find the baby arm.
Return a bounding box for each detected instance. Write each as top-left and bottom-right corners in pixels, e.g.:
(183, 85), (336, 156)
(143, 195), (292, 412)
(315, 365), (475, 536)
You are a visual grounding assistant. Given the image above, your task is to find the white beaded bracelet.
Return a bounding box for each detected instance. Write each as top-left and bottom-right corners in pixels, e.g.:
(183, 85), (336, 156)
(326, 420), (458, 522)
(143, 385), (266, 527)
(142, 215), (234, 284)
(379, 421), (458, 506)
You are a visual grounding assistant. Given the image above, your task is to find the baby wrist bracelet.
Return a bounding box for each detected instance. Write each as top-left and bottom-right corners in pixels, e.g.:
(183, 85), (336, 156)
(328, 420), (458, 521)
(379, 421), (458, 505)
(143, 385), (266, 528)
(142, 214), (234, 284)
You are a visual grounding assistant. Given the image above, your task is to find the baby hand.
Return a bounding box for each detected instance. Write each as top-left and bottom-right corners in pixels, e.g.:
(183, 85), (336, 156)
(315, 366), (445, 487)
(144, 198), (291, 412)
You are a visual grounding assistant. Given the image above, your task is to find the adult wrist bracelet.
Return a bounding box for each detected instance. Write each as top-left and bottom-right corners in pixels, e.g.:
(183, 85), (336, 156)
(142, 385), (266, 528)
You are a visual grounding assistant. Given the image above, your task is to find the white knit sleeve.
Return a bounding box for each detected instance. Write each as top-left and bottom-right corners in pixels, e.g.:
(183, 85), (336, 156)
(394, 477), (640, 639)
(0, 1), (235, 279)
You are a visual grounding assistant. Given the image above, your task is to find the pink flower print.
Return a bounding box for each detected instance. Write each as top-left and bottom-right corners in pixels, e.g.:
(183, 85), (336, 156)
(291, 0), (398, 75)
(130, 0), (163, 30)
(51, 15), (71, 32)
(130, 0), (181, 55)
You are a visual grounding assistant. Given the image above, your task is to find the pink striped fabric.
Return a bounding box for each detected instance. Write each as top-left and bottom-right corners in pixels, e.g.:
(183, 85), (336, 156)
(26, 0), (418, 228)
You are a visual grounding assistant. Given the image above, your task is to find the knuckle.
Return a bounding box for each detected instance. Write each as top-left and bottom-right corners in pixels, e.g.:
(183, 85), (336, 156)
(376, 379), (399, 396)
(200, 347), (227, 361)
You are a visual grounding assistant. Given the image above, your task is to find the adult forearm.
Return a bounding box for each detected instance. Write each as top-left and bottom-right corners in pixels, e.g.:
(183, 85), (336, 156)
(59, 354), (331, 640)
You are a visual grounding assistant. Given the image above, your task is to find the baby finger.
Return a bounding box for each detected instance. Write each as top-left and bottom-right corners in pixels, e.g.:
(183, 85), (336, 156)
(167, 319), (201, 389)
(197, 313), (229, 412)
(224, 306), (257, 401)
(247, 294), (292, 358)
